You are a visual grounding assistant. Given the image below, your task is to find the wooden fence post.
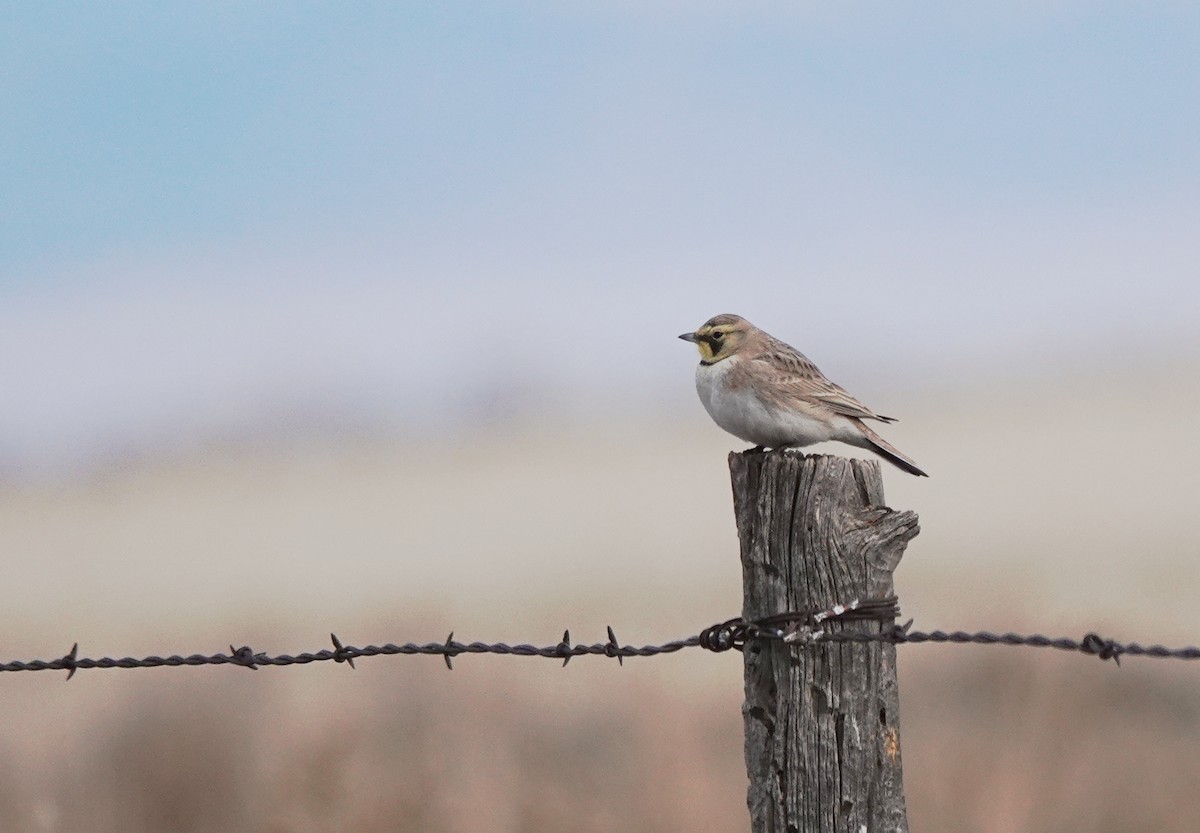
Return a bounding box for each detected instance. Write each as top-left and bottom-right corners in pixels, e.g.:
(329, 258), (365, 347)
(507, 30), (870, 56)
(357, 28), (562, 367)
(730, 451), (919, 833)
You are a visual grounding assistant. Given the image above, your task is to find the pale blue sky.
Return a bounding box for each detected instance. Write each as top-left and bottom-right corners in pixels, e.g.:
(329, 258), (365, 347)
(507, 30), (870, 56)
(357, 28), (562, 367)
(2, 3), (1198, 470)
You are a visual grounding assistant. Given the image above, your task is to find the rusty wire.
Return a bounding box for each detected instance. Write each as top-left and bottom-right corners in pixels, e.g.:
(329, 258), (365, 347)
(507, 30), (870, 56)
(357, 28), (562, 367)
(3, 596), (1199, 679)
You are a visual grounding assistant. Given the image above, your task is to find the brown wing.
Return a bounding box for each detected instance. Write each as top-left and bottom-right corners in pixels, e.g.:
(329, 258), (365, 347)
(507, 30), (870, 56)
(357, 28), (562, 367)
(751, 340), (896, 423)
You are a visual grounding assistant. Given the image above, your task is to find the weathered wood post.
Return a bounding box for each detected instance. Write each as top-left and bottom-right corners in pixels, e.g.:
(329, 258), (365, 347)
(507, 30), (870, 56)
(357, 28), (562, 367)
(730, 451), (919, 833)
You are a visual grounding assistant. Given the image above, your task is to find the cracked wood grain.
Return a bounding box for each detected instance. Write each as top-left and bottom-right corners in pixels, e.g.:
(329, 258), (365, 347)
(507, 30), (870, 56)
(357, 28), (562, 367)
(730, 451), (918, 833)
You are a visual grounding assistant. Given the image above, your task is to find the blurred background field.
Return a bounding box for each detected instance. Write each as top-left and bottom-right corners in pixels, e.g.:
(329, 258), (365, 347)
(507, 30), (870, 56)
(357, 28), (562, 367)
(3, 3), (1200, 831)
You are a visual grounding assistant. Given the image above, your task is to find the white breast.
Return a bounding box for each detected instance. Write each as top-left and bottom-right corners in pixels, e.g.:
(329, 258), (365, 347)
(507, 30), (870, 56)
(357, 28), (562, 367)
(694, 356), (840, 448)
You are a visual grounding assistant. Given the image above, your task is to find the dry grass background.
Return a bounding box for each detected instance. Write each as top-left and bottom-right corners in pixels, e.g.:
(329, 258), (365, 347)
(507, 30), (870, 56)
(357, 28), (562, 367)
(2, 358), (1199, 832)
(1, 647), (1199, 833)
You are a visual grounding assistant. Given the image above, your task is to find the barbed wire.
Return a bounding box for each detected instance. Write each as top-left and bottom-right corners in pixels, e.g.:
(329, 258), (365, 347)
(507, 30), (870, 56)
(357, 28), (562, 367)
(4, 596), (1200, 680)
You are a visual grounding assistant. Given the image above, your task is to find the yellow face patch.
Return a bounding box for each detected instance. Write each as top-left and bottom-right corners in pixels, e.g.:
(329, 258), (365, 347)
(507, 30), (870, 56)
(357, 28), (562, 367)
(682, 317), (745, 363)
(693, 326), (734, 363)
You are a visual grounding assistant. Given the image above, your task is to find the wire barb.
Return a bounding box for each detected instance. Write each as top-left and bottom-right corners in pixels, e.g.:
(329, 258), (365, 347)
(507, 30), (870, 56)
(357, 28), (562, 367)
(1081, 632), (1123, 666)
(330, 633), (355, 669)
(62, 642), (78, 681)
(606, 626), (623, 666)
(558, 630), (573, 667)
(229, 645), (259, 670)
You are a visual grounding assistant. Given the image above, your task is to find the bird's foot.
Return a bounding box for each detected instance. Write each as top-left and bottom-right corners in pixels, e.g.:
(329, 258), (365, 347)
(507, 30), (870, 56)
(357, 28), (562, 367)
(745, 445), (769, 455)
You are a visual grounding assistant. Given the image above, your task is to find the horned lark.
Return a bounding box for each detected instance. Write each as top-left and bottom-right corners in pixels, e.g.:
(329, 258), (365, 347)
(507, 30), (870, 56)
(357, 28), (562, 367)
(679, 314), (928, 477)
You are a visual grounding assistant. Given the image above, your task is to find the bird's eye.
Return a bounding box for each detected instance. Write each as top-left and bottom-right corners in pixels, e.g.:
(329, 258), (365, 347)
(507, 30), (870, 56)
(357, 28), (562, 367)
(711, 331), (724, 340)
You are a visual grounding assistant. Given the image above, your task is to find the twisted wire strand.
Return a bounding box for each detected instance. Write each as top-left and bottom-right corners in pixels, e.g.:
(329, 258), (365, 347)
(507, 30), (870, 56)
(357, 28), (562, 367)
(5, 598), (1200, 679)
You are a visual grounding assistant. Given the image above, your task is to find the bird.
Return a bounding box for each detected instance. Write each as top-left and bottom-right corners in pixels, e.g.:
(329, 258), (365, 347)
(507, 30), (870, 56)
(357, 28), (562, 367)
(678, 314), (928, 477)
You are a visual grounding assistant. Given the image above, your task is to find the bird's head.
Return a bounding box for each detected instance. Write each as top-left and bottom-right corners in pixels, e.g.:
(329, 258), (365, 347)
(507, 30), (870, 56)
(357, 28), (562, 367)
(678, 314), (752, 363)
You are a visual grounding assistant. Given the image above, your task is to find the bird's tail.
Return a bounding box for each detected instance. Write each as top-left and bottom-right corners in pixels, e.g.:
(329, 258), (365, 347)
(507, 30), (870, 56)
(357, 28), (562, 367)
(854, 422), (929, 477)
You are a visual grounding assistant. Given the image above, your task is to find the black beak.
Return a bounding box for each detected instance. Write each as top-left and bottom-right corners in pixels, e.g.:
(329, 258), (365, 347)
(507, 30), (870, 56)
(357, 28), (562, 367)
(678, 332), (700, 343)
